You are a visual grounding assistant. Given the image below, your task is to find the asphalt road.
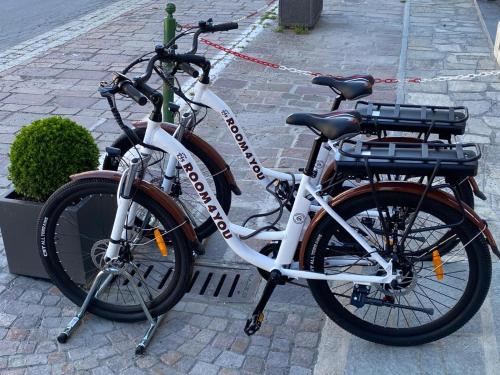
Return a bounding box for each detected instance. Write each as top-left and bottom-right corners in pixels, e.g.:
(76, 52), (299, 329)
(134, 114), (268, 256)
(0, 0), (119, 51)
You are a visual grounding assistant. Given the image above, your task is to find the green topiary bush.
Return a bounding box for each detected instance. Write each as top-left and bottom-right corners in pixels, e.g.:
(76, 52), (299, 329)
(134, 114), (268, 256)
(8, 116), (99, 201)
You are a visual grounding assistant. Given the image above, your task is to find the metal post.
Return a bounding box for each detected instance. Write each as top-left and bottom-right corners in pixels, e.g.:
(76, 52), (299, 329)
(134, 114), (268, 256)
(163, 3), (176, 122)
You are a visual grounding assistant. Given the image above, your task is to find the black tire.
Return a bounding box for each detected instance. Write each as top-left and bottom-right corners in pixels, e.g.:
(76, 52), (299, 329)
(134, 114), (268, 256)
(102, 127), (232, 241)
(303, 190), (492, 346)
(38, 178), (194, 322)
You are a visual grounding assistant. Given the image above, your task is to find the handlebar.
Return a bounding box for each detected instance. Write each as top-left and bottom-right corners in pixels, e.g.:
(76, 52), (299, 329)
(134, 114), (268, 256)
(179, 62), (199, 78)
(119, 81), (147, 106)
(109, 19), (238, 106)
(203, 22), (239, 32)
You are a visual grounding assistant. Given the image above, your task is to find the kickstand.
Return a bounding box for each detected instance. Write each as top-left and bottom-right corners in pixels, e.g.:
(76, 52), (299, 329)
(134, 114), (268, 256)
(56, 262), (166, 355)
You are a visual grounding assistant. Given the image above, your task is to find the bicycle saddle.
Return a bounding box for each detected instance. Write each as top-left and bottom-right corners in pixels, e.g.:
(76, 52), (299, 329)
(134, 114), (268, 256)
(286, 110), (362, 140)
(312, 75), (374, 100)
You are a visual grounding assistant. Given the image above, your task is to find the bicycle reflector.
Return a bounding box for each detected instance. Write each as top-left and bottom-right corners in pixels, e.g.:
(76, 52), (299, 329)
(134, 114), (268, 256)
(432, 250), (444, 280)
(154, 229), (168, 256)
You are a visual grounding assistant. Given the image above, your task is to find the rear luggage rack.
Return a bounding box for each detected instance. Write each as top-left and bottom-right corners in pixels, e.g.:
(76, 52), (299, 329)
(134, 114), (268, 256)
(355, 101), (468, 139)
(336, 140), (480, 177)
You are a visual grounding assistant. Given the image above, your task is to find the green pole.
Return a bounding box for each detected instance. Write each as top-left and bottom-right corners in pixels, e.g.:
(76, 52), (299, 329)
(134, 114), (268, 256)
(163, 3), (176, 122)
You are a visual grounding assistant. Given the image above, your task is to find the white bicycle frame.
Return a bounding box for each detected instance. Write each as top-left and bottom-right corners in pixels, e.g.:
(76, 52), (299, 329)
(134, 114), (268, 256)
(104, 117), (397, 285)
(160, 80), (333, 206)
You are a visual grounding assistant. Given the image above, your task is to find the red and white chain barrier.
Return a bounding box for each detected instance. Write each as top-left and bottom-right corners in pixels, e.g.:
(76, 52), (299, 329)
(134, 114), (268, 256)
(200, 37), (500, 84)
(182, 1), (500, 84)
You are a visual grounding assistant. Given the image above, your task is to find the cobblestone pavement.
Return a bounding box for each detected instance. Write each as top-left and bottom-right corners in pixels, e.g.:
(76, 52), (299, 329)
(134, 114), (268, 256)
(0, 0), (499, 374)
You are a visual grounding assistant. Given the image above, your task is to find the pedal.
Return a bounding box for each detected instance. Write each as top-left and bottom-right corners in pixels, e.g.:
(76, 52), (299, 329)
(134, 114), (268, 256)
(244, 270), (284, 336)
(244, 312), (264, 335)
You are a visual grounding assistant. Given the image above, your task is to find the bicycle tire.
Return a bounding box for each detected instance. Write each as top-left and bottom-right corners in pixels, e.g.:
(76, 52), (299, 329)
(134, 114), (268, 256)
(102, 127), (232, 241)
(37, 178), (194, 322)
(303, 190), (491, 346)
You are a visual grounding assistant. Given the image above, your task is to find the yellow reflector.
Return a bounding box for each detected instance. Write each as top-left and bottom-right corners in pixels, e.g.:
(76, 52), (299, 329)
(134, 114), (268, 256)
(432, 249), (444, 280)
(154, 228), (168, 256)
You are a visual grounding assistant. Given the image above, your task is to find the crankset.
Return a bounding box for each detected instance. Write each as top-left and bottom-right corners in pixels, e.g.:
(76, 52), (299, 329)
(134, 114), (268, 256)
(256, 242), (304, 286)
(351, 284), (434, 315)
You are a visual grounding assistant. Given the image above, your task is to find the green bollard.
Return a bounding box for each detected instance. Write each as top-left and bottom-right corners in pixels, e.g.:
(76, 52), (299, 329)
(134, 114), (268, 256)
(163, 3), (176, 122)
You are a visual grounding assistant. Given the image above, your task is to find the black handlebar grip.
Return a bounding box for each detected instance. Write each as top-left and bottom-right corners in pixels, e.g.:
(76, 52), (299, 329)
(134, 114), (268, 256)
(179, 63), (199, 78)
(175, 54), (207, 65)
(121, 82), (147, 106)
(210, 22), (239, 32)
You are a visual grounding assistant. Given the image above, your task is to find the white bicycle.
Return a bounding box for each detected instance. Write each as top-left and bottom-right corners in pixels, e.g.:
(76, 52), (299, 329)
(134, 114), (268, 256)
(102, 20), (479, 255)
(37, 23), (497, 351)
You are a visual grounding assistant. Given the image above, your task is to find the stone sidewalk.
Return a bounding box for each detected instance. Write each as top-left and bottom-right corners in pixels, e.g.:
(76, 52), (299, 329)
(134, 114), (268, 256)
(0, 0), (499, 374)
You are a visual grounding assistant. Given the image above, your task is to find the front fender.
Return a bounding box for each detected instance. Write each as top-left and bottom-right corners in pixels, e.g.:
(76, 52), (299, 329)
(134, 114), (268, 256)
(299, 182), (499, 269)
(70, 170), (200, 250)
(133, 121), (241, 195)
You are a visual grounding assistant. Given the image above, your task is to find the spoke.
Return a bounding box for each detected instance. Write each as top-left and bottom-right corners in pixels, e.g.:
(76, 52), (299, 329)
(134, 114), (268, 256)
(384, 303), (392, 327)
(412, 289), (433, 321)
(402, 294), (421, 325)
(414, 285), (450, 311)
(398, 295), (410, 328)
(419, 276), (465, 291)
(417, 283), (458, 301)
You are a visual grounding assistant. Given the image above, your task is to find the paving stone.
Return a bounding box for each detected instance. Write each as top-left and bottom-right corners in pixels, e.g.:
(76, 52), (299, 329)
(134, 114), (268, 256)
(271, 337), (292, 353)
(265, 351), (290, 368)
(178, 340), (207, 357)
(0, 312), (16, 327)
(290, 347), (315, 367)
(173, 356), (196, 373)
(189, 361), (221, 375)
(294, 332), (319, 348)
(0, 340), (19, 356)
(212, 333), (236, 350)
(246, 345), (269, 359)
(243, 356), (265, 373)
(214, 351), (245, 368)
(289, 365), (312, 375)
(193, 328), (218, 344)
(160, 350), (182, 366)
(198, 346), (223, 363)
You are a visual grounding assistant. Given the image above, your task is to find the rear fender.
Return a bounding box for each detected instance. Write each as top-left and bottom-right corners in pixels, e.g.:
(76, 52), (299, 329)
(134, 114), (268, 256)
(70, 170), (201, 251)
(133, 121), (241, 195)
(299, 182), (499, 269)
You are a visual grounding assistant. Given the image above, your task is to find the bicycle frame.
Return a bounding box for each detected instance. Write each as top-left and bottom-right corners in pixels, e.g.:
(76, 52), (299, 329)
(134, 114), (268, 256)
(104, 119), (397, 284)
(160, 80), (331, 198)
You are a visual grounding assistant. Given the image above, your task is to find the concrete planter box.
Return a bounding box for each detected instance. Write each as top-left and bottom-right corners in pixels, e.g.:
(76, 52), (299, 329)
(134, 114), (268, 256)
(279, 0), (323, 28)
(0, 189), (115, 283)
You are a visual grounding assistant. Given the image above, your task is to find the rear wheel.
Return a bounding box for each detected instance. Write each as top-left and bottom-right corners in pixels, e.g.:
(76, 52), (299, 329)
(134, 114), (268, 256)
(38, 178), (193, 322)
(303, 190), (491, 345)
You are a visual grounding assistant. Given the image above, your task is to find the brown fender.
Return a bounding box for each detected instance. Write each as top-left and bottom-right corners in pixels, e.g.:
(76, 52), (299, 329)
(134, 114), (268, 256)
(133, 121), (241, 195)
(70, 170), (200, 249)
(299, 181), (499, 269)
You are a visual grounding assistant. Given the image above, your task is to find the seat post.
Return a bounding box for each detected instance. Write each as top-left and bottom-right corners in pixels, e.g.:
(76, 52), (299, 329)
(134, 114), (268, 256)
(331, 94), (345, 111)
(304, 135), (327, 176)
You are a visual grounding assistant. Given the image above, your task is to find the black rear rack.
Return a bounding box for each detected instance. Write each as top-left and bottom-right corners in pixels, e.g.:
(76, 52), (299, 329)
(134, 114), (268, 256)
(355, 101), (468, 140)
(336, 140), (480, 178)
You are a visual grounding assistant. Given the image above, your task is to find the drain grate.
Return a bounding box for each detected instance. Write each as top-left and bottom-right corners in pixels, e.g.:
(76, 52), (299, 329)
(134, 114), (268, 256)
(186, 263), (261, 303)
(117, 262), (261, 304)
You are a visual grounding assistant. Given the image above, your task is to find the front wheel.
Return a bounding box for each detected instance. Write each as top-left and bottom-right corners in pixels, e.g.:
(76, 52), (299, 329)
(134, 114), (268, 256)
(37, 178), (194, 322)
(303, 190), (492, 346)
